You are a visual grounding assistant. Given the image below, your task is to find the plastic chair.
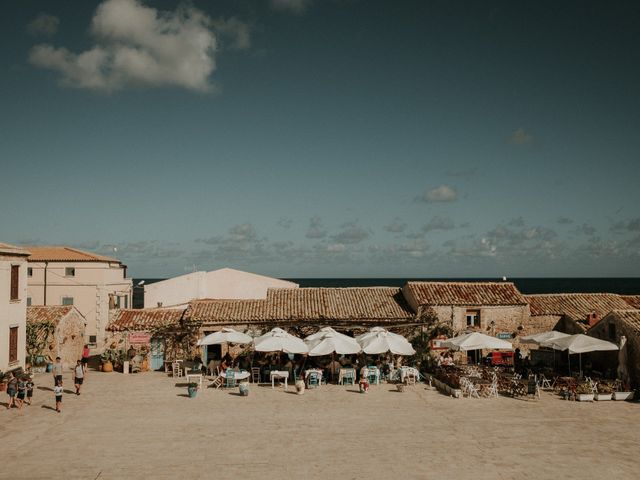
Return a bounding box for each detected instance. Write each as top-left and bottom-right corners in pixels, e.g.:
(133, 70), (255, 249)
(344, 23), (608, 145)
(367, 368), (378, 385)
(225, 370), (236, 388)
(172, 362), (183, 378)
(251, 367), (261, 384)
(307, 371), (320, 388)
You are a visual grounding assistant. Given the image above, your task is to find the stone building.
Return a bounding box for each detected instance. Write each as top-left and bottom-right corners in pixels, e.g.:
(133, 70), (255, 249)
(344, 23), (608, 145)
(588, 309), (640, 388)
(0, 243), (30, 373)
(401, 282), (536, 348)
(27, 305), (86, 368)
(25, 246), (132, 349)
(525, 293), (633, 334)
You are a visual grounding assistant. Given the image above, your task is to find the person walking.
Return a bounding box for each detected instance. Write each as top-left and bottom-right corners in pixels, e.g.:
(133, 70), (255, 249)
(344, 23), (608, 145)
(52, 356), (63, 387)
(54, 379), (63, 413)
(25, 374), (34, 406)
(81, 344), (90, 373)
(5, 372), (17, 409)
(73, 360), (84, 395)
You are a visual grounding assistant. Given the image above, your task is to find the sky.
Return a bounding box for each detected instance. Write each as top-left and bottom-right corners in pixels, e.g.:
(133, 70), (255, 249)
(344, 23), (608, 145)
(1, 0), (639, 278)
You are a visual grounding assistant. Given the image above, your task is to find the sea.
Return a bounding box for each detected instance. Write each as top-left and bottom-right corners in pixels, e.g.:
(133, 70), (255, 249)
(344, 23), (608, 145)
(132, 277), (640, 309)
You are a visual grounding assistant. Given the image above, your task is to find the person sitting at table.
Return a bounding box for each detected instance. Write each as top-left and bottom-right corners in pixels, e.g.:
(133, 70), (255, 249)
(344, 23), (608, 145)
(219, 358), (229, 374)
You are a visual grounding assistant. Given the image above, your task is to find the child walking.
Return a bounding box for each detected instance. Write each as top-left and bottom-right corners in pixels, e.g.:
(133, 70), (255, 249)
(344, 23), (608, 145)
(26, 374), (35, 406)
(54, 379), (63, 413)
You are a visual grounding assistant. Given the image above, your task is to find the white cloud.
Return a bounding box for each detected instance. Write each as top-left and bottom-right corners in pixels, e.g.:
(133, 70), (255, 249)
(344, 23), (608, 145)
(305, 215), (327, 239)
(270, 0), (314, 14)
(422, 216), (455, 233)
(211, 17), (251, 50)
(418, 185), (458, 203)
(508, 127), (534, 146)
(332, 221), (370, 244)
(27, 13), (60, 36)
(383, 218), (407, 234)
(28, 0), (249, 92)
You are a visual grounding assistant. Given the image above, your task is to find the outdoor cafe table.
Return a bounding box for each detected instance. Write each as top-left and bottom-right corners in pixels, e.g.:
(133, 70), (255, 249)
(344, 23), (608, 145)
(338, 368), (355, 385)
(229, 370), (250, 381)
(392, 366), (420, 383)
(270, 370), (289, 389)
(185, 373), (203, 388)
(304, 369), (323, 386)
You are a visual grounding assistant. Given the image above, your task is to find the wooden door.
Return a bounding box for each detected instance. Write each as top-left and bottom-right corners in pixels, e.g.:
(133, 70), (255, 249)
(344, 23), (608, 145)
(9, 326), (18, 363)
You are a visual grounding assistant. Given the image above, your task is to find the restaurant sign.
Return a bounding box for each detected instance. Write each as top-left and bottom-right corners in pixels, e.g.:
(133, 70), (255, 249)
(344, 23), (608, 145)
(129, 332), (151, 344)
(497, 332), (513, 340)
(429, 336), (448, 350)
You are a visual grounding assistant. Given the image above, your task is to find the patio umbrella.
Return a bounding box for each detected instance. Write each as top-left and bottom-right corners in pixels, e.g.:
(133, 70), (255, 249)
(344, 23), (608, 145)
(545, 333), (618, 376)
(254, 327), (309, 354)
(356, 327), (416, 355)
(442, 332), (513, 352)
(520, 331), (570, 345)
(304, 327), (361, 356)
(197, 327), (253, 346)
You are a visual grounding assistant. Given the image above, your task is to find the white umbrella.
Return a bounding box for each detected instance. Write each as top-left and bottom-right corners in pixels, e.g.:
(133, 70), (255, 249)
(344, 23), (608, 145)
(520, 331), (570, 345)
(545, 333), (618, 376)
(356, 327), (416, 355)
(305, 327), (361, 356)
(618, 336), (629, 387)
(254, 327), (308, 354)
(442, 332), (513, 352)
(197, 327), (253, 346)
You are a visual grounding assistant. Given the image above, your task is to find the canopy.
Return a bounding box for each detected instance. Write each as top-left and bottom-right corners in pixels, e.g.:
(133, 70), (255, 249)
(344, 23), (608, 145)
(442, 332), (513, 352)
(356, 327), (416, 355)
(545, 334), (619, 354)
(618, 336), (629, 386)
(304, 327), (361, 356)
(197, 327), (252, 346)
(254, 327), (309, 354)
(520, 331), (570, 345)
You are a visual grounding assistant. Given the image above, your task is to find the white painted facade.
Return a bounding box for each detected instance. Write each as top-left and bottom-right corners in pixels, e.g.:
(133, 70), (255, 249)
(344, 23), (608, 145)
(144, 268), (299, 308)
(27, 255), (131, 348)
(0, 244), (30, 372)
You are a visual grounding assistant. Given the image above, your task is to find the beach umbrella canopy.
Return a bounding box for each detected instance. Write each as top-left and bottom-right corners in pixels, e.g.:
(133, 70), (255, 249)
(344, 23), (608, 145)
(520, 331), (570, 346)
(254, 327), (309, 354)
(442, 332), (513, 352)
(356, 327), (416, 355)
(304, 327), (361, 356)
(197, 327), (252, 346)
(545, 334), (619, 354)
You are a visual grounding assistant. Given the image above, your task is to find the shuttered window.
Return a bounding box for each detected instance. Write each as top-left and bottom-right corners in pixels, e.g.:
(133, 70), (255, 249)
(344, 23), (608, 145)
(10, 265), (19, 300)
(9, 326), (18, 363)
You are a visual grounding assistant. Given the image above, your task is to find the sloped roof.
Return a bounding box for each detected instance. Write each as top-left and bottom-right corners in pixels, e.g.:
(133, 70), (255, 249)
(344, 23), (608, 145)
(188, 299), (270, 323)
(621, 295), (640, 309)
(603, 309), (640, 336)
(106, 308), (187, 332)
(0, 243), (30, 256)
(404, 282), (527, 306)
(526, 293), (631, 321)
(25, 246), (121, 263)
(27, 306), (83, 325)
(188, 287), (414, 325)
(267, 287), (414, 322)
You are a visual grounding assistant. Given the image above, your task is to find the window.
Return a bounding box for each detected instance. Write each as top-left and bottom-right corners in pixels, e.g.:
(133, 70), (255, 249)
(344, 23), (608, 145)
(62, 297), (74, 306)
(9, 326), (18, 363)
(65, 267), (75, 277)
(27, 297), (32, 306)
(89, 335), (97, 344)
(27, 267), (33, 277)
(466, 309), (481, 328)
(10, 265), (19, 300)
(608, 323), (616, 341)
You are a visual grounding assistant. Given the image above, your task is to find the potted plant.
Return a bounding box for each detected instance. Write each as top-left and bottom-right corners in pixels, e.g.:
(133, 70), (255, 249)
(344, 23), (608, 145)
(575, 383), (594, 402)
(239, 382), (250, 397)
(100, 350), (115, 373)
(295, 378), (305, 395)
(0, 371), (6, 392)
(396, 382), (405, 393)
(613, 381), (634, 401)
(187, 382), (199, 398)
(359, 378), (370, 393)
(595, 382), (613, 401)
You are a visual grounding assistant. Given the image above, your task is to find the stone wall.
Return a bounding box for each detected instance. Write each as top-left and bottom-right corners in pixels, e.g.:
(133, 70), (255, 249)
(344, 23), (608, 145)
(589, 316), (638, 389)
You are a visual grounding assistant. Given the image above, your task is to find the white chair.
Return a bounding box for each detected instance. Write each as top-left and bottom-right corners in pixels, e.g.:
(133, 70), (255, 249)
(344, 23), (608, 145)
(538, 374), (552, 390)
(251, 367), (261, 384)
(172, 362), (183, 378)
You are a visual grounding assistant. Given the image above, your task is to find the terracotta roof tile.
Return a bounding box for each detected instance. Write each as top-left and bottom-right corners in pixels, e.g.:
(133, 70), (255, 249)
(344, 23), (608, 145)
(106, 308), (186, 332)
(0, 243), (30, 256)
(526, 293), (631, 322)
(188, 287), (414, 325)
(621, 295), (640, 309)
(404, 281), (527, 306)
(25, 246), (121, 263)
(27, 306), (81, 325)
(602, 310), (640, 337)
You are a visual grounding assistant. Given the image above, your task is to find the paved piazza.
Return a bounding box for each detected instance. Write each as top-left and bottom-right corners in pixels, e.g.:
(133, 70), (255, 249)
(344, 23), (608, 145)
(2, 370), (639, 479)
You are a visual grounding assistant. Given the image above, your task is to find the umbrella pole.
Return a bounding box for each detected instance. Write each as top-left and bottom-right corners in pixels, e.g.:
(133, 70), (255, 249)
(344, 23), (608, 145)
(568, 352), (571, 376)
(579, 353), (582, 379)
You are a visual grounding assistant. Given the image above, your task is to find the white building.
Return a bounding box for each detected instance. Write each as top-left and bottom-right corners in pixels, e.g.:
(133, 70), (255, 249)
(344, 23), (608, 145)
(26, 246), (132, 348)
(144, 267), (299, 309)
(0, 243), (30, 372)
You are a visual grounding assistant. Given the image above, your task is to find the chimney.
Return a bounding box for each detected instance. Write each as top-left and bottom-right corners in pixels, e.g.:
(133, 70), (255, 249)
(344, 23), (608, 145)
(586, 311), (599, 327)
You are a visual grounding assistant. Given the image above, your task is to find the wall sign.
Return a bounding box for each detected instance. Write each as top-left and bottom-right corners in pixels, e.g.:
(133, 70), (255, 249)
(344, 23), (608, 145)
(497, 332), (512, 340)
(129, 332), (151, 344)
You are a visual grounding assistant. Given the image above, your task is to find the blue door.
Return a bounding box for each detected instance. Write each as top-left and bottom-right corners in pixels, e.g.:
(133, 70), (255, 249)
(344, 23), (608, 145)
(150, 338), (164, 371)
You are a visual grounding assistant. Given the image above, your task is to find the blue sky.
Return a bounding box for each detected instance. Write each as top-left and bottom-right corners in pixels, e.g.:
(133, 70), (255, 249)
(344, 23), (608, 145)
(1, 0), (639, 278)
